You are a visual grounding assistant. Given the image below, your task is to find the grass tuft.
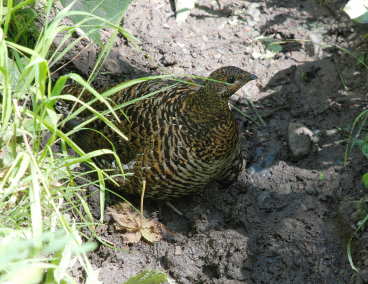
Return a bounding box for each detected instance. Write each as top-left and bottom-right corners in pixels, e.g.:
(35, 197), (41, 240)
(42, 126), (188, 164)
(0, 0), (137, 281)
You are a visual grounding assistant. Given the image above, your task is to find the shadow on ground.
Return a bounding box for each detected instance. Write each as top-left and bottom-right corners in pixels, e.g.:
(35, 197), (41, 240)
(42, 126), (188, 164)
(62, 0), (368, 283)
(81, 52), (368, 284)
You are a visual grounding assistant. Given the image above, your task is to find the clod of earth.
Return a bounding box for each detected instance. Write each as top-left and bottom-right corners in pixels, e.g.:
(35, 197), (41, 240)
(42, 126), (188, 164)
(288, 122), (315, 159)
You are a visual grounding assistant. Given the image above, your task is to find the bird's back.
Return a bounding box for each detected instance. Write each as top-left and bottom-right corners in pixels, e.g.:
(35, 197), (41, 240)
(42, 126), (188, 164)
(64, 66), (255, 199)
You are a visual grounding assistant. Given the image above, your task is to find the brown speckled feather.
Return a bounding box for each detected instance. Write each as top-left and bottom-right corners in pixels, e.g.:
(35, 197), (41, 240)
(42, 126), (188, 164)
(64, 66), (256, 199)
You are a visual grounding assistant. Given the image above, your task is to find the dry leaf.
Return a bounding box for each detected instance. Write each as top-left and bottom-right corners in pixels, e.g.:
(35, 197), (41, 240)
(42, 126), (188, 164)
(107, 202), (163, 244)
(123, 231), (142, 243)
(141, 219), (162, 243)
(108, 202), (140, 231)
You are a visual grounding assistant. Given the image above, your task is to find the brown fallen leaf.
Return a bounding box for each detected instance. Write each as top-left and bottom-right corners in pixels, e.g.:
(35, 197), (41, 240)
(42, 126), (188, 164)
(107, 202), (163, 244)
(141, 218), (162, 243)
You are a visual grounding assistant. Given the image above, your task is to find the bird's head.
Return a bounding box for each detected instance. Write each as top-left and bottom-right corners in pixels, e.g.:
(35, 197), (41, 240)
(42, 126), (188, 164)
(186, 66), (257, 120)
(205, 66), (257, 98)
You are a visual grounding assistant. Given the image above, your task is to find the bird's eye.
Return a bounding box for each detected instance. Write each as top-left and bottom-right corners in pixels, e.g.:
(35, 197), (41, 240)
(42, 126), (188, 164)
(228, 76), (236, 84)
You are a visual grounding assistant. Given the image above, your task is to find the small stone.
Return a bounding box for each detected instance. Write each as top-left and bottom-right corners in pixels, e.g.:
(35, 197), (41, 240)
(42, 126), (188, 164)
(73, 45), (96, 76)
(160, 53), (177, 67)
(305, 31), (324, 59)
(104, 58), (122, 73)
(306, 186), (318, 196)
(246, 3), (261, 26)
(325, 129), (338, 136)
(174, 246), (183, 255)
(288, 122), (314, 159)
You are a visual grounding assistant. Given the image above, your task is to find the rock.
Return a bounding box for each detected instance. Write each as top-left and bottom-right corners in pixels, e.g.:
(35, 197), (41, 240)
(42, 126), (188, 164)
(246, 3), (262, 26)
(160, 53), (177, 67)
(73, 45), (96, 76)
(288, 122), (314, 159)
(174, 246), (183, 256)
(305, 31), (324, 59)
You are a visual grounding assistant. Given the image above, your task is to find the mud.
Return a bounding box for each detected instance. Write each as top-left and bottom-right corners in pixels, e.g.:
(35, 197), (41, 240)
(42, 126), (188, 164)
(65, 0), (368, 283)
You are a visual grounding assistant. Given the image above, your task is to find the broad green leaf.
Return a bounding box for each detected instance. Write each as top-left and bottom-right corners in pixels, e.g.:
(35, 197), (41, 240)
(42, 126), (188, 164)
(361, 142), (368, 158)
(258, 37), (283, 54)
(354, 12), (368, 23)
(344, 0), (368, 23)
(362, 173), (368, 188)
(267, 42), (282, 53)
(1, 57), (21, 89)
(44, 107), (61, 129)
(253, 37), (283, 60)
(59, 0), (133, 44)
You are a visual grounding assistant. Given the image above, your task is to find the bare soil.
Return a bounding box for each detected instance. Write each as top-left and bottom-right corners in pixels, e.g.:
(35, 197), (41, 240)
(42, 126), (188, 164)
(66, 0), (368, 283)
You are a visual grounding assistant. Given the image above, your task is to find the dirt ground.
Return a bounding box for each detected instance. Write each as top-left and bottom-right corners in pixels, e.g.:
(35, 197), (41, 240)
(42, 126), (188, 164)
(65, 0), (368, 283)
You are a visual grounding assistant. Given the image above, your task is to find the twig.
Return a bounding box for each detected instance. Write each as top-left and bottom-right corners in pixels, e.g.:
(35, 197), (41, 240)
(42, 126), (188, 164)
(165, 201), (184, 216)
(140, 179), (146, 217)
(230, 104), (259, 126)
(245, 98), (266, 126)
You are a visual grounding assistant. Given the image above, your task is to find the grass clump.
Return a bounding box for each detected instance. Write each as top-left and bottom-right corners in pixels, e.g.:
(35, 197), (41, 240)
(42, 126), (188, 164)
(0, 0), (174, 282)
(0, 0), (134, 282)
(344, 109), (368, 272)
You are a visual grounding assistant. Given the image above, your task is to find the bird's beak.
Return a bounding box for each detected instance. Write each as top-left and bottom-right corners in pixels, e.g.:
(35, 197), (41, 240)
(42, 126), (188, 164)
(249, 74), (257, 80)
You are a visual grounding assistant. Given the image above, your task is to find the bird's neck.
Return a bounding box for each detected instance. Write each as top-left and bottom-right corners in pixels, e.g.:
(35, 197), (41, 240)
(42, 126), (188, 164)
(184, 89), (230, 122)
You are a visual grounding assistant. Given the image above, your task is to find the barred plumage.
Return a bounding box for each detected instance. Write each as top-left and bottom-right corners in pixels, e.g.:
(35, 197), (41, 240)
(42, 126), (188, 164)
(65, 66), (256, 199)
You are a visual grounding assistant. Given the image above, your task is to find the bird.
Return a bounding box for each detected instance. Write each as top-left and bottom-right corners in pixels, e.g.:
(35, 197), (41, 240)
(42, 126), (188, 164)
(64, 66), (257, 199)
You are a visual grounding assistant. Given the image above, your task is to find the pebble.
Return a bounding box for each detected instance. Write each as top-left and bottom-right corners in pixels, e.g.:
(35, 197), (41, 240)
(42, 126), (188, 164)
(246, 3), (261, 26)
(174, 246), (183, 256)
(288, 122), (314, 159)
(305, 31), (324, 59)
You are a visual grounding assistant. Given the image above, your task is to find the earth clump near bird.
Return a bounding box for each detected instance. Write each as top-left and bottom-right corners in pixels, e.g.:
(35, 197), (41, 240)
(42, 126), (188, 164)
(65, 66), (257, 199)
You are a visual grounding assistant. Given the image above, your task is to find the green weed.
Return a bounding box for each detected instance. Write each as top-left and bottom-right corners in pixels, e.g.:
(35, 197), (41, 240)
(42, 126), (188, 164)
(345, 108), (368, 272)
(0, 0), (136, 282)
